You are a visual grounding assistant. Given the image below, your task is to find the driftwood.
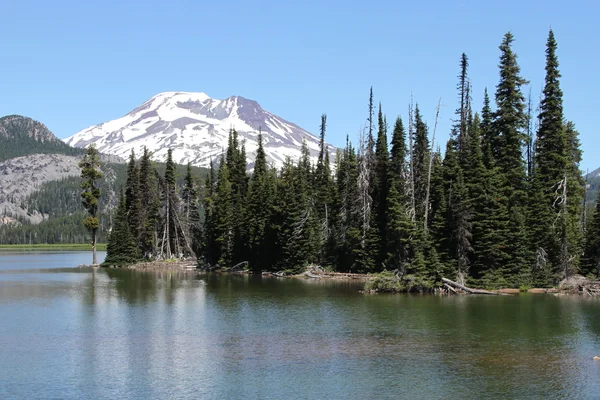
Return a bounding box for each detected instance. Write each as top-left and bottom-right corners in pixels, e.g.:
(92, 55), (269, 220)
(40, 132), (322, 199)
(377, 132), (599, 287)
(230, 261), (248, 272)
(559, 275), (600, 296)
(443, 283), (458, 294)
(441, 277), (503, 295)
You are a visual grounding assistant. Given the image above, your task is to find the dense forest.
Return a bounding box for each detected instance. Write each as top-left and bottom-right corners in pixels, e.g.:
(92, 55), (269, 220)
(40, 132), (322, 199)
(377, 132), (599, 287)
(98, 30), (599, 288)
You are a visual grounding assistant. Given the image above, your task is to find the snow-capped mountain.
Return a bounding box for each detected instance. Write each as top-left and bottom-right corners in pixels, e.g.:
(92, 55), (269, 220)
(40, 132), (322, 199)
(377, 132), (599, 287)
(64, 92), (336, 169)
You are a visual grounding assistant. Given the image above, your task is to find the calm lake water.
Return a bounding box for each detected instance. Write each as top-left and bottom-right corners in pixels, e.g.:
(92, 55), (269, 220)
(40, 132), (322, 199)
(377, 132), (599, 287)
(1, 252), (599, 399)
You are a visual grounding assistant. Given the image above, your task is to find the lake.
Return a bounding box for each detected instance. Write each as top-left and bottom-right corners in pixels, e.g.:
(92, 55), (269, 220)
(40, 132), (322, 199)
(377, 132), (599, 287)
(0, 251), (599, 399)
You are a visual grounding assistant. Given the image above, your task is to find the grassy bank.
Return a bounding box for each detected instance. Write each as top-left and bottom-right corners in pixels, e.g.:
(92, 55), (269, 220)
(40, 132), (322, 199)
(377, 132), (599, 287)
(0, 243), (107, 251)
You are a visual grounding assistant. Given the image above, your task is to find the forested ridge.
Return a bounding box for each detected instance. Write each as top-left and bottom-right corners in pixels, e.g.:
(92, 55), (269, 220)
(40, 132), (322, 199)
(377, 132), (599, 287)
(0, 115), (81, 162)
(88, 31), (600, 287)
(0, 161), (206, 245)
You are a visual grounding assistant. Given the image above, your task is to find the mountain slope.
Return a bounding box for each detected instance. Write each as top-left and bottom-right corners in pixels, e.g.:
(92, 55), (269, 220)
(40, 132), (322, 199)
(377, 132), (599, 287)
(64, 92), (336, 169)
(585, 167), (600, 204)
(0, 154), (84, 224)
(0, 115), (80, 162)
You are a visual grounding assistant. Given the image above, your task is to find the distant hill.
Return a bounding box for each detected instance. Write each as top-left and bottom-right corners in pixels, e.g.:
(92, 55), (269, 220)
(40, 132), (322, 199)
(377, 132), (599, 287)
(0, 153), (208, 244)
(0, 115), (81, 162)
(585, 167), (600, 204)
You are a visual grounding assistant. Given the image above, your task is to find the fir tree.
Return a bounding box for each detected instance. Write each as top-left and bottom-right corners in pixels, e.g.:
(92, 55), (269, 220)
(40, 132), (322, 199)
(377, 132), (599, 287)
(480, 89), (495, 168)
(213, 156), (234, 266)
(138, 147), (158, 258)
(492, 31), (530, 284)
(246, 132), (274, 271)
(181, 162), (201, 258)
(104, 190), (140, 266)
(452, 53), (470, 155)
(583, 193), (600, 277)
(79, 145), (103, 265)
(530, 30), (584, 282)
(386, 117), (414, 274)
(412, 104), (430, 224)
(160, 149), (184, 259)
(370, 103), (389, 269)
(314, 114), (334, 265)
(125, 150), (142, 241)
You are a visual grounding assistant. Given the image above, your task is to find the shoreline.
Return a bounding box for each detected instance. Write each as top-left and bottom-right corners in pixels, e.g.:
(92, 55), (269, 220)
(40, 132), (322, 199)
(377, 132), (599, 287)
(95, 260), (585, 295)
(0, 243), (107, 251)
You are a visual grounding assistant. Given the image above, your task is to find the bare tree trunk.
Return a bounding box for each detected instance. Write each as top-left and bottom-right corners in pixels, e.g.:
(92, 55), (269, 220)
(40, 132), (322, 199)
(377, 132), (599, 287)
(582, 169), (589, 232)
(441, 277), (502, 295)
(423, 98), (441, 235)
(92, 229), (97, 265)
(357, 129), (372, 245)
(561, 171), (570, 280)
(408, 99), (416, 223)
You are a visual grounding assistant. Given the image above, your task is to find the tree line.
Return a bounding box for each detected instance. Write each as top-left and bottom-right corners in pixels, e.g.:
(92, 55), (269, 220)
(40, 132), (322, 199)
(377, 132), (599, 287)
(94, 30), (599, 288)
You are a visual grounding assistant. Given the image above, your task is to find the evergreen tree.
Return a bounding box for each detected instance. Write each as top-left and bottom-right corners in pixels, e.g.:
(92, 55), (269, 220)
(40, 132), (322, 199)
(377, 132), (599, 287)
(138, 147), (158, 258)
(226, 128), (249, 264)
(583, 193), (600, 277)
(530, 30), (584, 282)
(370, 103), (389, 269)
(246, 132), (274, 271)
(334, 138), (360, 272)
(125, 150), (142, 241)
(386, 117), (414, 273)
(181, 162), (201, 258)
(202, 159), (218, 266)
(104, 190), (140, 265)
(452, 53), (470, 155)
(314, 114), (334, 265)
(492, 32), (530, 285)
(160, 149), (183, 258)
(79, 145), (103, 265)
(412, 105), (430, 224)
(493, 32), (529, 189)
(213, 156), (234, 266)
(480, 89), (495, 168)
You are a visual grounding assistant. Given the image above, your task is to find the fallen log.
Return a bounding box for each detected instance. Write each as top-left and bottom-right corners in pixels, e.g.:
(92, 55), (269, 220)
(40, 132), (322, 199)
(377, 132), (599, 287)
(443, 283), (458, 294)
(441, 277), (504, 295)
(230, 261), (249, 272)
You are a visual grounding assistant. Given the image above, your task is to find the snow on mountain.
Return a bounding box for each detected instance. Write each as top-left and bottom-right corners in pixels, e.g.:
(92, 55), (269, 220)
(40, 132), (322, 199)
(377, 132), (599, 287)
(64, 92), (336, 169)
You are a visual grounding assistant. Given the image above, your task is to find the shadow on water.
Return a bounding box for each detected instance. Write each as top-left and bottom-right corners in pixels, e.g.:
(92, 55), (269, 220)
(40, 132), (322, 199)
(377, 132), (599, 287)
(100, 268), (206, 305)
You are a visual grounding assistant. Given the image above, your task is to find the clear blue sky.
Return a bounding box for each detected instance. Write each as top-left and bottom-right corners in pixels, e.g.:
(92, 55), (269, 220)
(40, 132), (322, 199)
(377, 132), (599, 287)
(1, 0), (598, 171)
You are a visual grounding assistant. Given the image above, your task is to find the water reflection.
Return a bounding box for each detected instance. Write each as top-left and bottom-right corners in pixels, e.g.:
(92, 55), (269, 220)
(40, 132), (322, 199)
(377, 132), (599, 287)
(1, 252), (599, 399)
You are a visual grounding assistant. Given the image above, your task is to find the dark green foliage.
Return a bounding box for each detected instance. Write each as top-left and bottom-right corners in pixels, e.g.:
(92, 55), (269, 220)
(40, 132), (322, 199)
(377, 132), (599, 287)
(529, 30), (585, 284)
(125, 150), (142, 241)
(213, 156), (234, 266)
(371, 104), (389, 269)
(246, 132), (275, 271)
(79, 145), (103, 264)
(104, 191), (140, 265)
(412, 105), (430, 224)
(583, 193), (600, 277)
(182, 162), (202, 258)
(0, 212), (101, 244)
(138, 147), (159, 258)
(313, 115), (335, 266)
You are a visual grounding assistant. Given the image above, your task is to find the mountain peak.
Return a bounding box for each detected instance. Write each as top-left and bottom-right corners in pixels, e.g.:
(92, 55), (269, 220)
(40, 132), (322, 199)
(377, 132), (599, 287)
(64, 92), (335, 169)
(0, 115), (80, 162)
(0, 115), (57, 142)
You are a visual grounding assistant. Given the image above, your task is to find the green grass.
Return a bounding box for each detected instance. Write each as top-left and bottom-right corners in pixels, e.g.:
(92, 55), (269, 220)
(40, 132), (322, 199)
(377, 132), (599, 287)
(0, 243), (107, 251)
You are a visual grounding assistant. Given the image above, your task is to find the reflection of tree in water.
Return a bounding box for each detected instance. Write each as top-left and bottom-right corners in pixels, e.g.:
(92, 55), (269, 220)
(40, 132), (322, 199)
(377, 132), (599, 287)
(103, 269), (202, 305)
